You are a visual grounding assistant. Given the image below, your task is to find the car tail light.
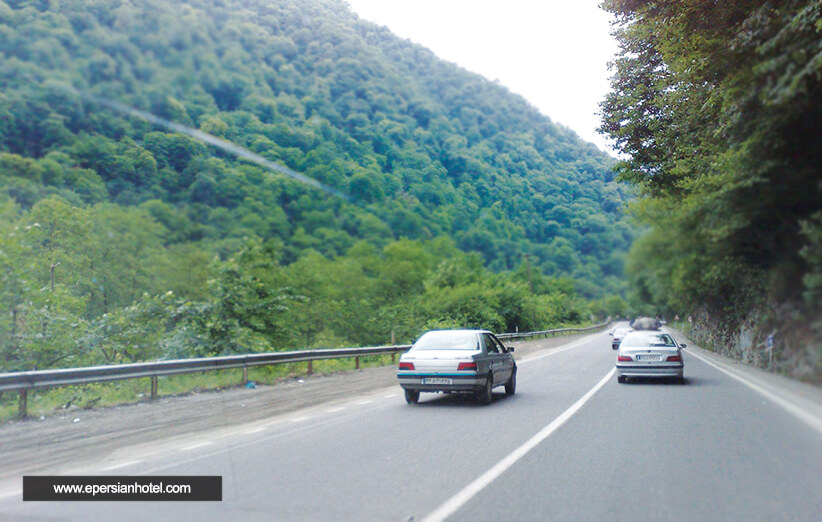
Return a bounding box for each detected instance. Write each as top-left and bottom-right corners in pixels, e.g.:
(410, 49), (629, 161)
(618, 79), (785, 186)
(617, 355), (632, 362)
(666, 355), (682, 362)
(457, 362), (478, 371)
(398, 362), (415, 371)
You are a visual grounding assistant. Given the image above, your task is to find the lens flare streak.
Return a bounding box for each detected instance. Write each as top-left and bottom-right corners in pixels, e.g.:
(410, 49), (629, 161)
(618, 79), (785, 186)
(73, 88), (351, 202)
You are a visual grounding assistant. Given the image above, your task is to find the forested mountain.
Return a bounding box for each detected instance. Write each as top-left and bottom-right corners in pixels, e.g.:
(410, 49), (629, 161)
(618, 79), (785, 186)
(0, 0), (632, 372)
(600, 0), (821, 381)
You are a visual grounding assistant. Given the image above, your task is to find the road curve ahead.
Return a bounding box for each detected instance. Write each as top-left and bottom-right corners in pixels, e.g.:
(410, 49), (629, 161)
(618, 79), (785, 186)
(1, 327), (820, 521)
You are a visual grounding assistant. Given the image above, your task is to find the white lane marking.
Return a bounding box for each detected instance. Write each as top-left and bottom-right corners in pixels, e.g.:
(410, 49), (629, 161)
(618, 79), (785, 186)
(242, 427), (266, 435)
(182, 442), (212, 451)
(102, 460), (144, 471)
(687, 350), (822, 434)
(356, 400), (373, 405)
(327, 407), (346, 413)
(0, 489), (21, 500)
(290, 416), (311, 423)
(519, 337), (595, 364)
(422, 368), (616, 522)
(384, 393), (398, 398)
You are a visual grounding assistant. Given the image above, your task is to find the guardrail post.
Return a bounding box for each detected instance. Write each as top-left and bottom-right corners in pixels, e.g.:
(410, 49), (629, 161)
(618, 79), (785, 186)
(307, 360), (313, 375)
(150, 376), (158, 400)
(391, 353), (395, 364)
(19, 389), (27, 419)
(355, 356), (360, 370)
(242, 366), (248, 384)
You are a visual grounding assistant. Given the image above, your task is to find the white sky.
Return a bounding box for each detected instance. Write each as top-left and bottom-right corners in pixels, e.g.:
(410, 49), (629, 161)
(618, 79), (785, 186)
(345, 0), (620, 155)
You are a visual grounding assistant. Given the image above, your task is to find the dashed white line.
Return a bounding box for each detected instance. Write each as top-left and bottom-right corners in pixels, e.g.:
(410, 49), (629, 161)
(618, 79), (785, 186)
(356, 400), (373, 405)
(421, 368), (616, 522)
(326, 407), (346, 413)
(181, 442), (213, 451)
(520, 337), (592, 364)
(289, 416), (311, 423)
(242, 427), (266, 435)
(102, 460), (144, 471)
(384, 393), (398, 398)
(0, 489), (21, 500)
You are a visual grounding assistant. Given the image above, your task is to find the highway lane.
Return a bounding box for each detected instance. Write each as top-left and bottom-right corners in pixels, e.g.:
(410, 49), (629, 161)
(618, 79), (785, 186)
(1, 327), (820, 521)
(451, 337), (822, 521)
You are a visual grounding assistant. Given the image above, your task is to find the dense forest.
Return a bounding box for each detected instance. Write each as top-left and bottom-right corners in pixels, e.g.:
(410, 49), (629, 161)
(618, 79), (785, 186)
(600, 0), (821, 381)
(0, 0), (633, 373)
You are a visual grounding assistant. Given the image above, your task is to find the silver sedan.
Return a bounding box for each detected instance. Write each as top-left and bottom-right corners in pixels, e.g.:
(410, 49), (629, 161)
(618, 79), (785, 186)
(616, 330), (685, 383)
(609, 327), (633, 350)
(397, 329), (516, 404)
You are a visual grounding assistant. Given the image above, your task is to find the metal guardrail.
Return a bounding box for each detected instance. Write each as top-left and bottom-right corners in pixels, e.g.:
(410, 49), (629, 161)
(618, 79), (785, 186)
(0, 346), (413, 393)
(1, 345), (409, 418)
(0, 321), (609, 417)
(496, 321), (610, 340)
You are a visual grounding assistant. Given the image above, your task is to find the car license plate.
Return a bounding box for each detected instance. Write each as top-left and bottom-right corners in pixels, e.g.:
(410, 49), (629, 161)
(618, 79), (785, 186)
(421, 377), (452, 385)
(638, 355), (661, 361)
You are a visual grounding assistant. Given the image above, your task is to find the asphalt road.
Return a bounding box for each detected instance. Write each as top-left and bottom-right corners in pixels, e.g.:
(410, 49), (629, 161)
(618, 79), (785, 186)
(1, 326), (820, 521)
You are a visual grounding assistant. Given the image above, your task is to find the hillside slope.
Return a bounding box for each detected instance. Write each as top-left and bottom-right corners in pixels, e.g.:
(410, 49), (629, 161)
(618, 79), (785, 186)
(0, 0), (631, 292)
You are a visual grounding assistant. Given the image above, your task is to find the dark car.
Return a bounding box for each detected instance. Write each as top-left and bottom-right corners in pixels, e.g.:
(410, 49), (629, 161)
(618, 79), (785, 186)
(630, 316), (661, 330)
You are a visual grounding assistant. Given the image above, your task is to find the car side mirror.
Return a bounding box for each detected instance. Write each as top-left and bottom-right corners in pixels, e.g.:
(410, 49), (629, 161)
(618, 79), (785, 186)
(507, 346), (515, 352)
(609, 332), (614, 336)
(680, 343), (687, 349)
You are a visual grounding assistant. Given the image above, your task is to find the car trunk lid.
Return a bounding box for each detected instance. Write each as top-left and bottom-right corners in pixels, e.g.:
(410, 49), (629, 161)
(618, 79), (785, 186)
(403, 350), (479, 372)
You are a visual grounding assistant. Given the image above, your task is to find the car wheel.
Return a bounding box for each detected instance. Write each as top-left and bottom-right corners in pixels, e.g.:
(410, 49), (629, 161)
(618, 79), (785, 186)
(404, 389), (419, 404)
(617, 375), (627, 384)
(505, 367), (517, 396)
(477, 374), (493, 405)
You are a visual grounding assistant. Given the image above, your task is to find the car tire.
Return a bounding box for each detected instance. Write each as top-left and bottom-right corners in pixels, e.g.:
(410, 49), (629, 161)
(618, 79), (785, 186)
(505, 367), (517, 396)
(617, 375), (627, 384)
(404, 389), (419, 404)
(477, 374), (493, 405)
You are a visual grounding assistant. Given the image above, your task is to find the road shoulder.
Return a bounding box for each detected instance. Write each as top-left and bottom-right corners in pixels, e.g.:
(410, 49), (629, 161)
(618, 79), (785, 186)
(669, 327), (822, 434)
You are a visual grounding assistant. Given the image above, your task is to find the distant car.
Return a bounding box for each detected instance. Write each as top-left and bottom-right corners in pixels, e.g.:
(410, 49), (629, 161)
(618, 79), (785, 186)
(616, 330), (685, 383)
(609, 327), (633, 350)
(397, 329), (516, 405)
(629, 316), (662, 330)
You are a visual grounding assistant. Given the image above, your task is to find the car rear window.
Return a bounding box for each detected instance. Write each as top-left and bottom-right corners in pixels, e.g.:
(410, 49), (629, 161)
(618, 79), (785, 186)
(412, 331), (479, 351)
(623, 332), (676, 347)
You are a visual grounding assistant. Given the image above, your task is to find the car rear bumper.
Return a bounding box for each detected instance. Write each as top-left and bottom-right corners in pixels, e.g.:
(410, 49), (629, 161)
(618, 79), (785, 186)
(397, 372), (487, 392)
(616, 364), (683, 378)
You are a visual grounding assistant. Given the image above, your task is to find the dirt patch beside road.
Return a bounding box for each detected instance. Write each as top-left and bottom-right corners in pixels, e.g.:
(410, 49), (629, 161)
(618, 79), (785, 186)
(0, 331), (603, 484)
